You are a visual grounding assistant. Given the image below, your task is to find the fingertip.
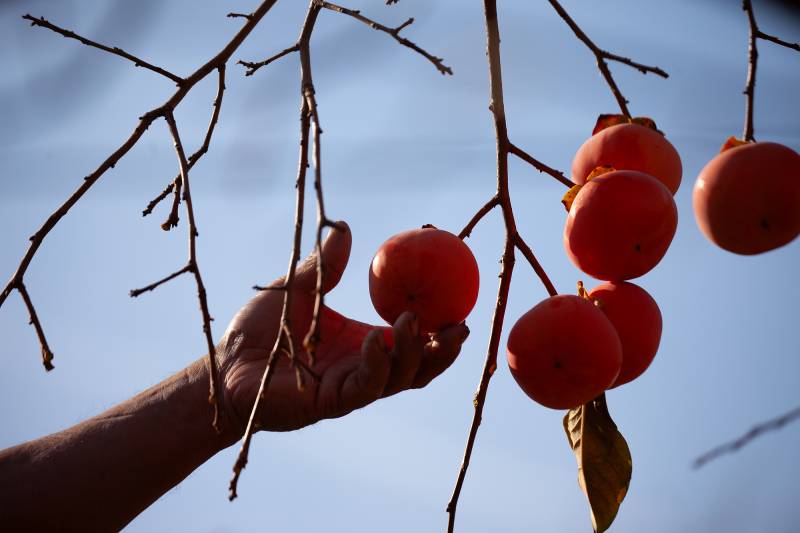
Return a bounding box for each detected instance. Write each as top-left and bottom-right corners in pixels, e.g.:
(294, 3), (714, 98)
(392, 311), (418, 345)
(330, 220), (350, 235)
(431, 322), (470, 347)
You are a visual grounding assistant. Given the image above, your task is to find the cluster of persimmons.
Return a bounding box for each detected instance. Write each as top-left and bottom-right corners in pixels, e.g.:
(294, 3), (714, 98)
(508, 115), (678, 409)
(366, 114), (799, 411)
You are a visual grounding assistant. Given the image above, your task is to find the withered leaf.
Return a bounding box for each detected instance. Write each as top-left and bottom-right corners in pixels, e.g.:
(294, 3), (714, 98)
(563, 394), (632, 533)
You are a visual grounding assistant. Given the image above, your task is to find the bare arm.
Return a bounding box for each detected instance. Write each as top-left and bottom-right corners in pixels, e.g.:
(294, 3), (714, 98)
(0, 357), (236, 531)
(0, 222), (469, 531)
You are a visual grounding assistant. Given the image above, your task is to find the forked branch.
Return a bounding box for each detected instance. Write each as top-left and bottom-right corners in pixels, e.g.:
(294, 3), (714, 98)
(231, 0), (454, 497)
(3, 1), (278, 414)
(318, 1), (453, 75)
(143, 65), (227, 226)
(163, 111), (223, 431)
(546, 0), (668, 118)
(447, 2), (559, 530)
(741, 0), (800, 141)
(229, 2), (322, 501)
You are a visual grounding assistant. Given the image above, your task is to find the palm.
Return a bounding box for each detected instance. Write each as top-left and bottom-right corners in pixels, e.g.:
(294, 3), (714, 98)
(218, 222), (469, 433)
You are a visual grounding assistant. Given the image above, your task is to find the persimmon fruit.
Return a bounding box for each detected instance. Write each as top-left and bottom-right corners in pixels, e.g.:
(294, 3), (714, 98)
(506, 295), (622, 410)
(572, 122), (682, 195)
(693, 141), (800, 255)
(564, 170), (678, 281)
(588, 281), (662, 387)
(369, 227), (479, 334)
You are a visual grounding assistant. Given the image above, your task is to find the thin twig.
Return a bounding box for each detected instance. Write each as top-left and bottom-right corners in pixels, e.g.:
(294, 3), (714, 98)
(228, 345), (280, 500)
(161, 178), (182, 230)
(142, 179), (176, 217)
(302, 86), (331, 365)
(230, 2), (322, 500)
(693, 405), (800, 469)
(22, 14), (185, 85)
(144, 65), (227, 223)
(227, 12), (253, 21)
(163, 111), (223, 432)
(129, 265), (192, 297)
(458, 196), (499, 240)
(756, 31), (800, 51)
(743, 0), (759, 141)
(319, 1), (453, 75)
(509, 143), (571, 188)
(545, 0), (668, 119)
(513, 233), (558, 297)
(239, 44), (300, 77)
(16, 282), (55, 371)
(741, 0), (800, 141)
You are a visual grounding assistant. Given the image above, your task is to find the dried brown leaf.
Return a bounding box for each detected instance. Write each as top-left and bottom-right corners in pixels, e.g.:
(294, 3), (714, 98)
(563, 394), (632, 533)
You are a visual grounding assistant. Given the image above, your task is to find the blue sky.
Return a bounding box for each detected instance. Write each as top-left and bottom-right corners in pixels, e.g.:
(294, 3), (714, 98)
(1, 1), (799, 531)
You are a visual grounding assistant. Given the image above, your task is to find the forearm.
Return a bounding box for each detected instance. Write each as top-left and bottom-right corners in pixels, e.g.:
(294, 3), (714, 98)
(0, 357), (239, 531)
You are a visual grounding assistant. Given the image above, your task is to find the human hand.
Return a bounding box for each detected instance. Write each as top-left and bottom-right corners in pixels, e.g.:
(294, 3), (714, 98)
(217, 222), (470, 434)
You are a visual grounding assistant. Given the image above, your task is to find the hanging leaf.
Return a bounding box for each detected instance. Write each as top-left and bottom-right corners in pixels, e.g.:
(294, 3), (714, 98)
(563, 394), (632, 533)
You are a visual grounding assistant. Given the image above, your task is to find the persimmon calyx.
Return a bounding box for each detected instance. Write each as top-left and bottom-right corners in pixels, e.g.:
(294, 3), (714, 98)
(563, 166), (616, 212)
(592, 114), (662, 135)
(720, 136), (752, 153)
(577, 280), (590, 300)
(562, 184), (583, 212)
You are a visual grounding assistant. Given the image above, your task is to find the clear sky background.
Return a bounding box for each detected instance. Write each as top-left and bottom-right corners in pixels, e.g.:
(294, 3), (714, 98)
(1, 1), (799, 531)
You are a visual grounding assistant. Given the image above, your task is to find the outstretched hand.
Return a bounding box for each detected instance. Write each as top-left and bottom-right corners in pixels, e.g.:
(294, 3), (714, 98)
(218, 221), (470, 433)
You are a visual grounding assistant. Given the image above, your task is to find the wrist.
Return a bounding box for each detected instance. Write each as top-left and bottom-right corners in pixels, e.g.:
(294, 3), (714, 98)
(186, 357), (243, 452)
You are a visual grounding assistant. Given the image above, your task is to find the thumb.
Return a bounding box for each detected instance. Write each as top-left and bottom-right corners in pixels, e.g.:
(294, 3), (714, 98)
(294, 221), (352, 294)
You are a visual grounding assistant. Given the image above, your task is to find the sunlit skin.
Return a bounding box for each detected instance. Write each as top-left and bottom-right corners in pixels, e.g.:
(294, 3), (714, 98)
(0, 222), (470, 531)
(506, 295), (622, 410)
(589, 281), (662, 387)
(572, 122), (682, 194)
(693, 141), (800, 255)
(564, 170), (678, 281)
(369, 227), (479, 334)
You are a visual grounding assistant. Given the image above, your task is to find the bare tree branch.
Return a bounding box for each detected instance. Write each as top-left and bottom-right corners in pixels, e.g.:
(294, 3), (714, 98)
(22, 14), (185, 85)
(163, 111), (223, 432)
(129, 265), (192, 297)
(240, 45), (300, 77)
(743, 0), (759, 141)
(513, 233), (558, 297)
(545, 0), (668, 119)
(509, 143), (571, 188)
(3, 1), (278, 410)
(459, 196), (499, 240)
(741, 0), (800, 141)
(447, 2), (558, 529)
(142, 179), (176, 217)
(230, 1), (323, 500)
(227, 12), (253, 21)
(756, 31), (800, 51)
(694, 405), (800, 469)
(144, 65), (227, 225)
(16, 282), (55, 371)
(319, 1), (453, 75)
